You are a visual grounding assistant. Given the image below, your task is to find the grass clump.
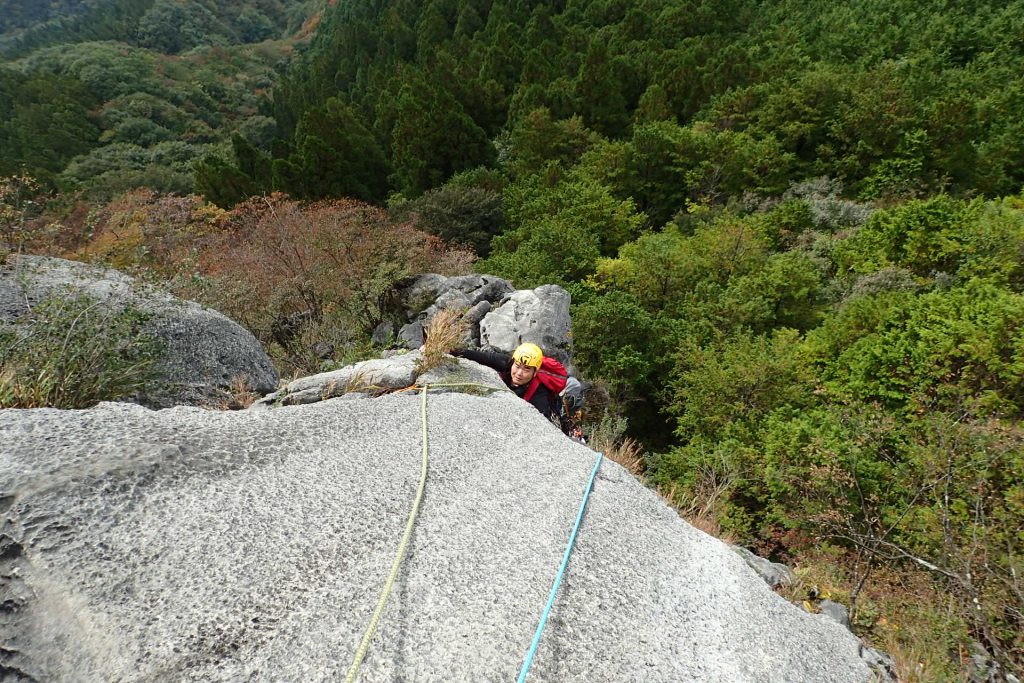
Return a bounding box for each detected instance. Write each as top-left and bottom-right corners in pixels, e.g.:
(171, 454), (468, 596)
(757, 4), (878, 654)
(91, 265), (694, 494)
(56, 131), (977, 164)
(587, 412), (645, 476)
(0, 290), (163, 408)
(417, 308), (467, 373)
(205, 374), (261, 410)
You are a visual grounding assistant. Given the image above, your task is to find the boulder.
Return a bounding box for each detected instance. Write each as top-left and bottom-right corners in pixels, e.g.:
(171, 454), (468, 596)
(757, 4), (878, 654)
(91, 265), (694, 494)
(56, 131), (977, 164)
(479, 284), (573, 367)
(461, 300), (491, 346)
(1, 254), (278, 407)
(392, 274), (517, 350)
(731, 545), (795, 589)
(371, 321), (395, 346)
(968, 643), (1020, 683)
(819, 599), (851, 628)
(398, 274), (515, 311)
(1, 359), (889, 682)
(397, 319), (425, 349)
(397, 273), (452, 313)
(858, 644), (897, 681)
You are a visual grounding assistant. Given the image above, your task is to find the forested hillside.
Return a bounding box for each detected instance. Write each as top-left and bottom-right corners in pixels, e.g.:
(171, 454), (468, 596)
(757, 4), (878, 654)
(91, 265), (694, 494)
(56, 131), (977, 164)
(3, 0), (1023, 680)
(199, 0), (1024, 205)
(0, 0), (320, 196)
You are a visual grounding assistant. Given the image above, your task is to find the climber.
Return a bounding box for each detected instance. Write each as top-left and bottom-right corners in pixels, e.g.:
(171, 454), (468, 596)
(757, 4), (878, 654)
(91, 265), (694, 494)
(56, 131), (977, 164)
(453, 342), (580, 435)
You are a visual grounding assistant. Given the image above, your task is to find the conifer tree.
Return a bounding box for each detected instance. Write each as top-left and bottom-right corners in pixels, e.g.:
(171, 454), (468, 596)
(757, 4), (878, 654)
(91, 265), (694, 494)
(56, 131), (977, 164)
(575, 39), (629, 136)
(287, 98), (390, 201)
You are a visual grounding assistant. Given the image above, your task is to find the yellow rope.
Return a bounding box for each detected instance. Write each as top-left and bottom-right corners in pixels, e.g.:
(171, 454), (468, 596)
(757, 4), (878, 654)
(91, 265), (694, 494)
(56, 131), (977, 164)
(344, 384), (431, 683)
(343, 380), (504, 681)
(415, 381), (503, 391)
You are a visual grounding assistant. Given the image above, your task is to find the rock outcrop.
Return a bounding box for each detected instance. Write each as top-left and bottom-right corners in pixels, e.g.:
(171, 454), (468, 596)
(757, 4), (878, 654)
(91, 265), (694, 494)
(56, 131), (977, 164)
(0, 254), (278, 407)
(386, 273), (515, 349)
(732, 545), (795, 589)
(2, 354), (888, 682)
(251, 351), (504, 407)
(389, 274), (574, 367)
(479, 284), (573, 367)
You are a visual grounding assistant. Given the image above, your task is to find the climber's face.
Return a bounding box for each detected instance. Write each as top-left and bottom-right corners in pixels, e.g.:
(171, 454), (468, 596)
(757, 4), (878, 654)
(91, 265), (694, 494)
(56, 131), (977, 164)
(510, 361), (537, 387)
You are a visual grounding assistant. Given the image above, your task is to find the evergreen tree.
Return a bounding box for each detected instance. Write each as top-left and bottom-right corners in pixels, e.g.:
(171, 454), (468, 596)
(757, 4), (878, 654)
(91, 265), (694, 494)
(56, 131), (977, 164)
(194, 155), (259, 209)
(415, 1), (450, 54)
(0, 69), (99, 181)
(287, 98), (390, 201)
(574, 38), (629, 136)
(454, 3), (484, 38)
(389, 78), (494, 197)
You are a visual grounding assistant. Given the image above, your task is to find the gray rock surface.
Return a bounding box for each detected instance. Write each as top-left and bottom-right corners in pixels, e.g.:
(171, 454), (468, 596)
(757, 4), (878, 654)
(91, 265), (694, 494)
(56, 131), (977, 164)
(371, 321), (395, 346)
(397, 273), (514, 321)
(2, 364), (883, 682)
(397, 319), (425, 349)
(393, 274), (519, 350)
(968, 642), (1019, 683)
(819, 599), (852, 628)
(860, 643), (897, 681)
(1, 254), (278, 407)
(389, 275), (574, 371)
(252, 352), (505, 407)
(480, 284), (573, 366)
(398, 274), (515, 312)
(460, 300), (491, 346)
(731, 545), (795, 589)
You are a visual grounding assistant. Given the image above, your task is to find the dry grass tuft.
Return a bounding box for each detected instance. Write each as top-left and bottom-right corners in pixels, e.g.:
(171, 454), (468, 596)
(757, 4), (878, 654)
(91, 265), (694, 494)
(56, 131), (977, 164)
(0, 365), (19, 407)
(205, 374), (261, 410)
(600, 436), (645, 476)
(587, 428), (732, 542)
(586, 412), (644, 476)
(227, 375), (259, 408)
(656, 477), (737, 544)
(418, 308), (467, 373)
(343, 368), (385, 395)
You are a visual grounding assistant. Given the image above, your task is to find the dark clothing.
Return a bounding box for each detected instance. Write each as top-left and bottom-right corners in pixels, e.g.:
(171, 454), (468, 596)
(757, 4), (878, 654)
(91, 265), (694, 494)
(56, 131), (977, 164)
(455, 348), (560, 421)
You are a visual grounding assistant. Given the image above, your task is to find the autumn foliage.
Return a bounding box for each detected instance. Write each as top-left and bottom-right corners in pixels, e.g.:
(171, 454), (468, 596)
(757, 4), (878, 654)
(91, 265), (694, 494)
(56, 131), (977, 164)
(188, 194), (473, 374)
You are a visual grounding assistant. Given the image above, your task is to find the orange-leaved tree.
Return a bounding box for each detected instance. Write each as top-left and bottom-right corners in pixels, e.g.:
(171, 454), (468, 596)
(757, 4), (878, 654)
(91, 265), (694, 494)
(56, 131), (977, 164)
(192, 194), (474, 374)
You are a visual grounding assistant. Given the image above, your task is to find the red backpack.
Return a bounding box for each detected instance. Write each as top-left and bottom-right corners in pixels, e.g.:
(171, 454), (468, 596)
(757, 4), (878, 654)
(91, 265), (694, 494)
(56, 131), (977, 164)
(523, 356), (568, 401)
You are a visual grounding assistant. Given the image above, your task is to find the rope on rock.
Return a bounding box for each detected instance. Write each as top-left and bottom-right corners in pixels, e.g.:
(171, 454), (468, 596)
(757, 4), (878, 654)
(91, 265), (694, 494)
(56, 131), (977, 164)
(344, 380), (501, 681)
(516, 451), (603, 683)
(344, 378), (601, 683)
(343, 384), (432, 683)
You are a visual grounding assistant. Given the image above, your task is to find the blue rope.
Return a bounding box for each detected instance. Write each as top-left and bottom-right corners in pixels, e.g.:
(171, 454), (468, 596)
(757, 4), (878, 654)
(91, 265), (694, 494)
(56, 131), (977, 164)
(516, 452), (603, 683)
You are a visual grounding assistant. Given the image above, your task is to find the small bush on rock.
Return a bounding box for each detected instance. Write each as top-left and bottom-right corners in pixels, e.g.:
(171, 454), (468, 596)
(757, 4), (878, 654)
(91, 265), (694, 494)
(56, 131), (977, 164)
(0, 291), (163, 408)
(398, 184), (505, 257)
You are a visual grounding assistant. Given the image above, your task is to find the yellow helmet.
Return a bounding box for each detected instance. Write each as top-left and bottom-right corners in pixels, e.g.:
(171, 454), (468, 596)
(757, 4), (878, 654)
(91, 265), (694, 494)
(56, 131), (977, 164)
(512, 342), (544, 369)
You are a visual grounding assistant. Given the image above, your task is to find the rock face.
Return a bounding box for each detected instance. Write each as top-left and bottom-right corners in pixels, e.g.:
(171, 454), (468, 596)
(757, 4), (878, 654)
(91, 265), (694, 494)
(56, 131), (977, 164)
(392, 274), (573, 367)
(393, 273), (516, 349)
(479, 284), (573, 366)
(732, 545), (795, 589)
(2, 356), (887, 682)
(0, 255), (278, 407)
(252, 351), (505, 407)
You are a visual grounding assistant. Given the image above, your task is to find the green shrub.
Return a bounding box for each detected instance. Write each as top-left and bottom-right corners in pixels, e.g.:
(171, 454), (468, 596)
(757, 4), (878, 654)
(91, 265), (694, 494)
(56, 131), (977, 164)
(668, 328), (817, 444)
(571, 289), (657, 401)
(481, 173), (644, 287)
(810, 280), (1024, 417)
(399, 184), (505, 257)
(0, 291), (163, 408)
(833, 195), (979, 277)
